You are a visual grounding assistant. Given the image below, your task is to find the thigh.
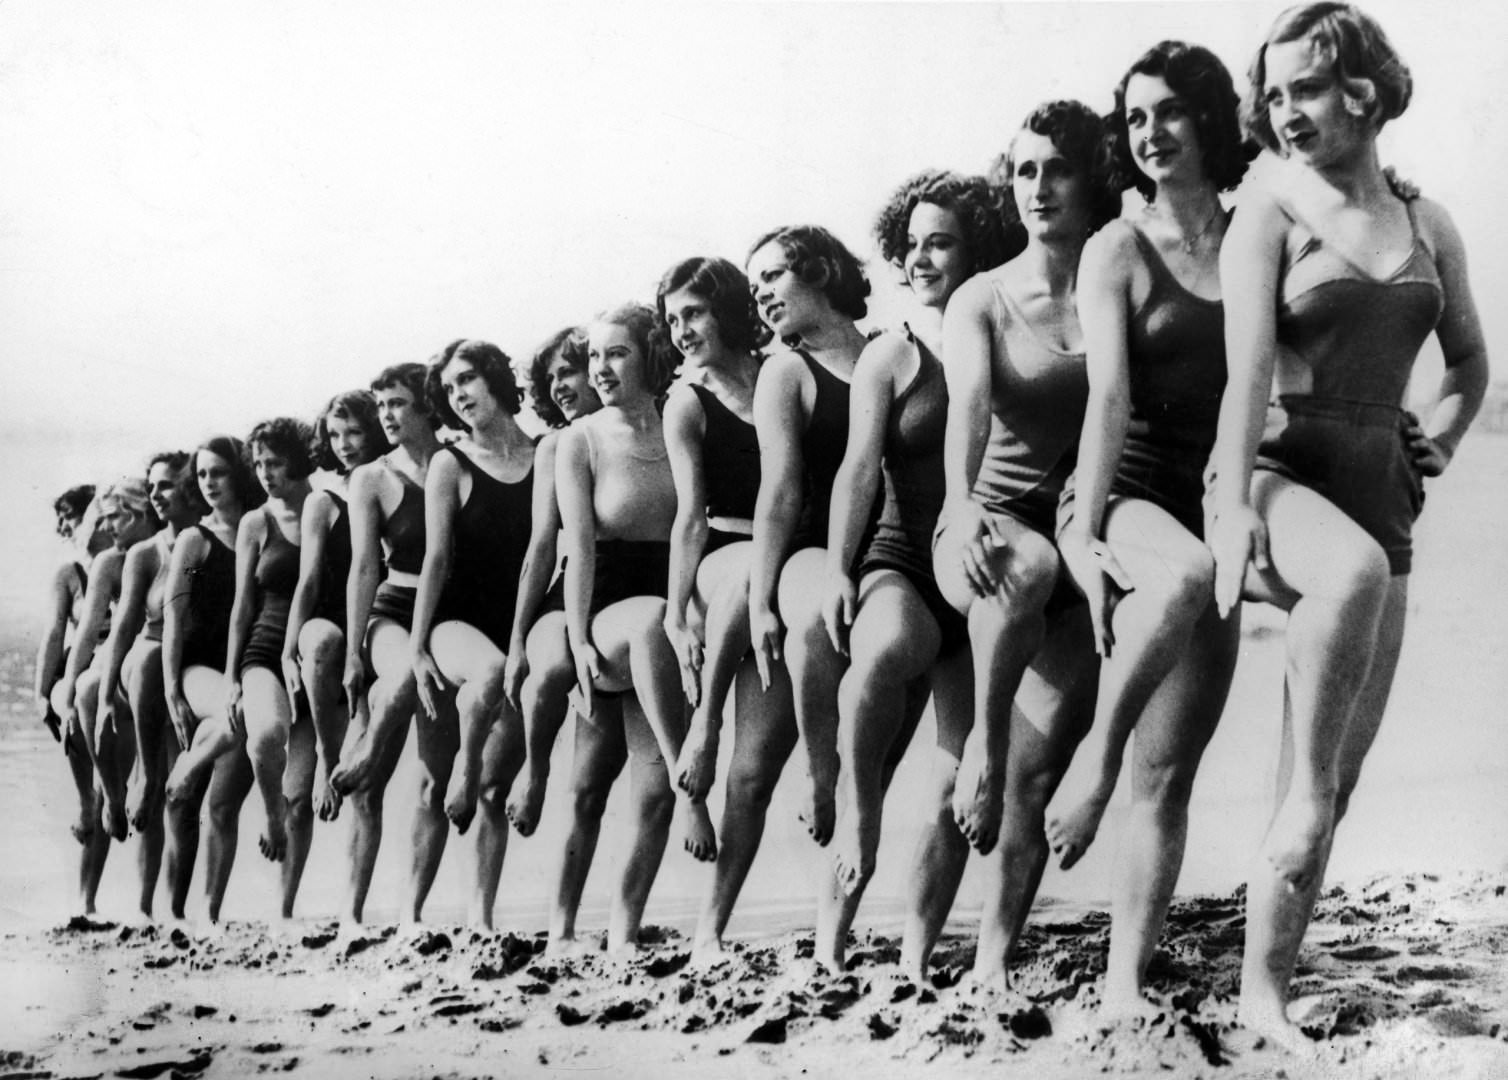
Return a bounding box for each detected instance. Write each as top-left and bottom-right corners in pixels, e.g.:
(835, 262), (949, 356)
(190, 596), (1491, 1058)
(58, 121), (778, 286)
(933, 510), (1057, 616)
(414, 693), (461, 772)
(240, 666), (292, 737)
(929, 645), (974, 761)
(728, 657), (798, 769)
(1013, 605), (1099, 768)
(775, 547), (829, 631)
(1334, 575), (1409, 796)
(694, 541), (752, 604)
(849, 569), (941, 681)
(183, 665), (226, 722)
(367, 619), (412, 680)
(125, 638), (164, 708)
(1101, 496), (1212, 592)
(574, 701), (629, 786)
(430, 619), (505, 686)
(589, 597), (665, 690)
(1132, 599), (1240, 776)
(299, 618), (345, 663)
(621, 696), (665, 764)
(526, 611), (571, 671)
(1247, 471), (1388, 607)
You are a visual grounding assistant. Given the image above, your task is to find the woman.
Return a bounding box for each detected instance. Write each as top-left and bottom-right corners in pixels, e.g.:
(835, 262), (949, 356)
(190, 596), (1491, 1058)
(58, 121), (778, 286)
(330, 362), (445, 925)
(657, 256), (789, 958)
(409, 339), (533, 929)
(820, 172), (1013, 935)
(502, 328), (603, 839)
(52, 480), (160, 913)
(282, 390), (388, 824)
(1040, 42), (1248, 1016)
(35, 485), (100, 744)
(555, 302), (714, 950)
(1212, 3), (1485, 1049)
(927, 100), (1118, 988)
(92, 452), (203, 920)
(745, 223), (875, 969)
(162, 437), (263, 923)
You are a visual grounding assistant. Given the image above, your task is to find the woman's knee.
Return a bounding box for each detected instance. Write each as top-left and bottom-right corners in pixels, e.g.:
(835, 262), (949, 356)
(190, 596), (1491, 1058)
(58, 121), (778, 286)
(207, 792), (243, 832)
(570, 779), (612, 823)
(635, 780), (675, 831)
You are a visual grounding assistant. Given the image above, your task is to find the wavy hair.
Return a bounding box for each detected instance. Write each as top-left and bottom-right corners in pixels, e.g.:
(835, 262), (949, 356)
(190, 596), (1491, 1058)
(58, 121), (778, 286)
(655, 256), (771, 358)
(746, 224), (871, 322)
(196, 434), (266, 511)
(873, 169), (1022, 279)
(593, 302), (683, 399)
(991, 100), (1122, 234)
(527, 327), (588, 430)
(426, 339), (523, 432)
(248, 416), (317, 481)
(313, 389), (388, 473)
(371, 362), (442, 430)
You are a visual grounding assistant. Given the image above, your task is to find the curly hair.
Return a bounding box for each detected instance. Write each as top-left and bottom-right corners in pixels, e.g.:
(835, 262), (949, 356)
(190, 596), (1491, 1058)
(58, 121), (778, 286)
(1111, 41), (1248, 200)
(371, 362), (442, 430)
(655, 257), (771, 358)
(527, 327), (589, 430)
(593, 302), (683, 399)
(196, 434), (266, 511)
(1244, 2), (1412, 153)
(53, 484), (96, 532)
(98, 476), (160, 531)
(746, 225), (871, 322)
(248, 417), (316, 481)
(426, 339), (523, 432)
(991, 100), (1122, 234)
(314, 389), (388, 474)
(873, 170), (1022, 279)
(147, 450), (209, 518)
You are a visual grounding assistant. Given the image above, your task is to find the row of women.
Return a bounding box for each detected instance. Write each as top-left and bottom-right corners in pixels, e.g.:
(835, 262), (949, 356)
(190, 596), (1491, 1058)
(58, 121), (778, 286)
(34, 4), (1487, 1054)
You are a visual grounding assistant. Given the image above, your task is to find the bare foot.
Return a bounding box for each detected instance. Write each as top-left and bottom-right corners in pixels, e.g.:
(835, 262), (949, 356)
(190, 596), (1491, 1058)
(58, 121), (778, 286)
(329, 731), (375, 796)
(951, 732), (1004, 855)
(445, 768), (479, 835)
(258, 813), (287, 862)
(798, 770), (837, 847)
(102, 793), (129, 843)
(830, 811), (873, 897)
(1262, 792), (1334, 891)
(1099, 984), (1164, 1023)
(126, 769), (156, 833)
(682, 800), (717, 862)
(690, 935), (728, 969)
(312, 761), (342, 822)
(1044, 787), (1112, 871)
(674, 710), (719, 803)
(70, 809), (95, 845)
(504, 767), (546, 837)
(1237, 995), (1319, 1059)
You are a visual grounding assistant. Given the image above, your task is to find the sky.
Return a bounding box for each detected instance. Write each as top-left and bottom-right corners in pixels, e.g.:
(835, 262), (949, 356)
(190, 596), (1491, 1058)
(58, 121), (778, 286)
(2, 0), (1506, 468)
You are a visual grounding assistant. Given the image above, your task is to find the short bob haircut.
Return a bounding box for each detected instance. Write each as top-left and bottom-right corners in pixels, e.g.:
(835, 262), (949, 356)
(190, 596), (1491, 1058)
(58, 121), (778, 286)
(991, 100), (1122, 235)
(248, 417), (317, 481)
(53, 484), (96, 530)
(592, 302), (683, 399)
(745, 225), (871, 323)
(1111, 41), (1248, 200)
(655, 257), (771, 358)
(1244, 2), (1412, 153)
(426, 339), (523, 432)
(196, 434), (267, 511)
(147, 450), (209, 519)
(873, 170), (1022, 280)
(98, 476), (161, 531)
(313, 389), (388, 474)
(527, 327), (589, 431)
(371, 362), (442, 430)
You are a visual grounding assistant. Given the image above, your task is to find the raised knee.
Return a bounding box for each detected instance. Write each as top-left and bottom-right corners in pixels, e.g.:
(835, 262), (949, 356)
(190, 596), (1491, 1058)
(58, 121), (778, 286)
(1002, 533), (1060, 605)
(1160, 550), (1216, 619)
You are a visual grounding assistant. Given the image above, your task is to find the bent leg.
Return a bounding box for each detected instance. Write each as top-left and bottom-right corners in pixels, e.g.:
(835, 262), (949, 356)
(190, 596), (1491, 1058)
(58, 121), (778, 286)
(332, 618), (415, 794)
(506, 613), (574, 837)
(777, 548), (846, 846)
(204, 746), (254, 924)
(407, 692), (459, 923)
(430, 620), (508, 834)
(299, 619), (348, 821)
(678, 543), (753, 801)
(280, 706), (318, 920)
(240, 666), (293, 863)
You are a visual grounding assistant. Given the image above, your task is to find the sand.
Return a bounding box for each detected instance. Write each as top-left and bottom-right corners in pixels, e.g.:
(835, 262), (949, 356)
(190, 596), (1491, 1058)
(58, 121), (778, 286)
(3, 870), (1506, 1079)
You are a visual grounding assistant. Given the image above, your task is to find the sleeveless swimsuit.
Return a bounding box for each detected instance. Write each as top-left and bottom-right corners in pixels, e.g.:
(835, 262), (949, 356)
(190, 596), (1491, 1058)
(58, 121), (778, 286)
(435, 444), (534, 648)
(857, 329), (967, 653)
(239, 506), (301, 676)
(581, 420), (675, 616)
(794, 348), (863, 549)
(1254, 198), (1442, 575)
(689, 382), (761, 554)
(369, 460), (427, 631)
(1060, 222), (1226, 538)
(312, 491), (353, 629)
(182, 524), (237, 672)
(142, 531), (173, 642)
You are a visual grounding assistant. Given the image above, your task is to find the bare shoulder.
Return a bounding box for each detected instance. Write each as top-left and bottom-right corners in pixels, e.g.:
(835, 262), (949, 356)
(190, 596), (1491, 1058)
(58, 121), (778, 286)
(662, 381), (706, 431)
(855, 330), (911, 383)
(947, 272), (996, 318)
(1083, 218), (1141, 266)
(1411, 196), (1464, 258)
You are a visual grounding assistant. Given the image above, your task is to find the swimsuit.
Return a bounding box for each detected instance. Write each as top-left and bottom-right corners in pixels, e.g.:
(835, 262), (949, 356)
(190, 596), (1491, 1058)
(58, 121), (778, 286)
(1060, 223), (1226, 538)
(690, 383), (761, 522)
(590, 540), (671, 614)
(142, 532), (172, 642)
(239, 507), (300, 676)
(312, 492), (352, 629)
(435, 444), (534, 648)
(367, 460), (428, 633)
(182, 524), (236, 672)
(794, 349), (854, 547)
(580, 420), (675, 617)
(856, 329), (967, 654)
(1254, 198), (1442, 575)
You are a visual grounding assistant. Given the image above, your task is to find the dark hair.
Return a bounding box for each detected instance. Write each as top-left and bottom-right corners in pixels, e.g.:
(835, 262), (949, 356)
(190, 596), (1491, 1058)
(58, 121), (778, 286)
(371, 362), (442, 430)
(527, 327), (588, 430)
(1244, 2), (1412, 153)
(1111, 41), (1249, 200)
(147, 450), (209, 518)
(655, 257), (771, 357)
(594, 302), (683, 399)
(992, 100), (1122, 234)
(426, 339), (523, 432)
(196, 434), (266, 510)
(314, 389), (388, 473)
(746, 225), (871, 322)
(53, 484), (96, 526)
(249, 417), (317, 481)
(873, 170), (1022, 279)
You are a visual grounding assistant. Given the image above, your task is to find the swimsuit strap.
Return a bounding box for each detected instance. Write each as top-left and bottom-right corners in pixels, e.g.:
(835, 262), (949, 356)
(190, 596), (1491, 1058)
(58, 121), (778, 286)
(72, 560), (87, 593)
(1126, 222), (1221, 308)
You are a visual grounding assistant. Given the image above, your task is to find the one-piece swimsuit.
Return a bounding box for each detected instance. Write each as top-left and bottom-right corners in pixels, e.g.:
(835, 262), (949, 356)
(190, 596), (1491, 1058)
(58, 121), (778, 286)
(435, 444), (533, 648)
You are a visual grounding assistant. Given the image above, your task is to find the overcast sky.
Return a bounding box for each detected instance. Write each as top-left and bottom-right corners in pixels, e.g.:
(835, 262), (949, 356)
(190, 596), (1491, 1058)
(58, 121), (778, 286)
(3, 0), (1505, 455)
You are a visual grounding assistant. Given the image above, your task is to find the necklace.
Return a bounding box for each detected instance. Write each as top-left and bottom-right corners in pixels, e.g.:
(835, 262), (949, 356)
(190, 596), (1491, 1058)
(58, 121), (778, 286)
(1147, 202), (1222, 254)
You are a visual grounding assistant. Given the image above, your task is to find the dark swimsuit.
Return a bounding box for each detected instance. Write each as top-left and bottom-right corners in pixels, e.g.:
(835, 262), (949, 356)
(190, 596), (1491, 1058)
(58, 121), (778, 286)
(313, 492), (353, 629)
(1060, 223), (1226, 539)
(857, 330), (967, 654)
(794, 349), (859, 548)
(689, 382), (761, 554)
(182, 524), (237, 672)
(369, 463), (426, 631)
(435, 444), (534, 648)
(1252, 198), (1442, 576)
(239, 508), (300, 676)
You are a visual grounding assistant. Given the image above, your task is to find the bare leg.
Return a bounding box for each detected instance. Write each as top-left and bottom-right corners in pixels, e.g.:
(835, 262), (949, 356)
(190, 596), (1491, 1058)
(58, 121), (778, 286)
(332, 617), (417, 794)
(933, 517), (1061, 855)
(280, 708), (318, 920)
(973, 608), (1098, 991)
(124, 638), (167, 845)
(549, 702), (627, 947)
(471, 708), (525, 930)
(692, 659), (797, 958)
(1103, 601), (1239, 1018)
(298, 619), (348, 822)
(777, 548), (846, 846)
(240, 667), (292, 863)
(342, 721), (405, 925)
(204, 747), (254, 924)
(68, 672), (111, 912)
(506, 613), (573, 837)
(408, 692), (459, 924)
(677, 543), (753, 801)
(1047, 499), (1214, 869)
(899, 645), (973, 983)
(608, 699), (675, 953)
(86, 675), (135, 845)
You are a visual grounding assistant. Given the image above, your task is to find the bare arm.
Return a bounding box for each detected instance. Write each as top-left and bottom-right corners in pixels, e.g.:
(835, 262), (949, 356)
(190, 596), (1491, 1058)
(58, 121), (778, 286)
(60, 550), (122, 704)
(411, 448), (461, 719)
(282, 490), (336, 698)
(662, 385), (709, 700)
(504, 432), (563, 709)
(33, 561), (76, 709)
(162, 527), (209, 748)
(223, 510), (265, 732)
(748, 354), (807, 688)
(342, 465), (384, 711)
(555, 425), (599, 714)
(95, 540), (155, 725)
(1414, 199), (1489, 468)
(940, 276), (996, 511)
